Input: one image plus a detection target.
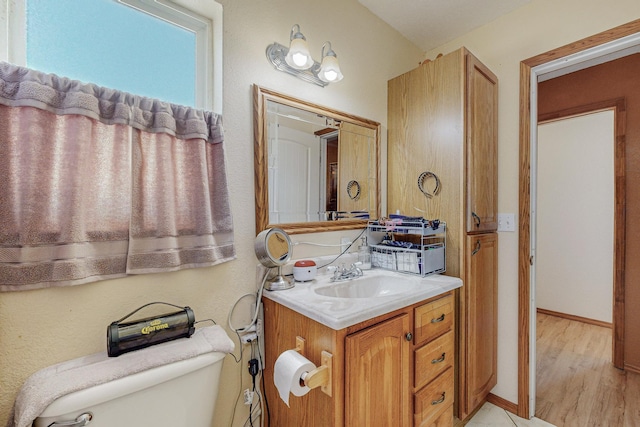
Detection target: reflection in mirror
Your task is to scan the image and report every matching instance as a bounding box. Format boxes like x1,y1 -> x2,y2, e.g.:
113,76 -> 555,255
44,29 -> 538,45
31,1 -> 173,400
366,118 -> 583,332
254,85 -> 381,234
267,103 -> 376,224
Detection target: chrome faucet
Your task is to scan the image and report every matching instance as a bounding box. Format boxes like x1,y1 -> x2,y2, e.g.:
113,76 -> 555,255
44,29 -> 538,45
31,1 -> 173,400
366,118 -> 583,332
328,263 -> 364,282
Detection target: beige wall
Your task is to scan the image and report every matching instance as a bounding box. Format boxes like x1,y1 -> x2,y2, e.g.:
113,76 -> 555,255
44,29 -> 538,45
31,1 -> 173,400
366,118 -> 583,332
0,1 -> 422,426
423,0 -> 640,403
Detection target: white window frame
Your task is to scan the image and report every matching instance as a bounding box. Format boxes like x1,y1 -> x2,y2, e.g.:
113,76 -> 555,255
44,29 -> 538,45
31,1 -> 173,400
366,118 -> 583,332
1,0 -> 223,113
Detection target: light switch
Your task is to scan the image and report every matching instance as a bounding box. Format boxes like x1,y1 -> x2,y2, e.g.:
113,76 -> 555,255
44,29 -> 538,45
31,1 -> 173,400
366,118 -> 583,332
497,213 -> 516,232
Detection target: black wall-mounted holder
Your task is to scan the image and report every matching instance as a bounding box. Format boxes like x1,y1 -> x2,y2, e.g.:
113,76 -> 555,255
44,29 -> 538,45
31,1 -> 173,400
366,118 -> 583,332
417,171 -> 441,198
346,180 -> 361,200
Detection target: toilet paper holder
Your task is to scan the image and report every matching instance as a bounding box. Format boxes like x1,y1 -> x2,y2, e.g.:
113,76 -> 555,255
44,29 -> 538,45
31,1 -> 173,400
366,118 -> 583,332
295,336 -> 333,397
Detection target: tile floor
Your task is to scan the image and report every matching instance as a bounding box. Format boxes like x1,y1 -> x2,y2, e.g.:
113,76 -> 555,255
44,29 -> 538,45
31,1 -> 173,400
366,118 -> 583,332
466,402 -> 556,427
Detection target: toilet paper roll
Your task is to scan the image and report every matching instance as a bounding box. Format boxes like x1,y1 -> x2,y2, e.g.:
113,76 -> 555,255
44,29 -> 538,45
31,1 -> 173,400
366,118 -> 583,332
274,350 -> 316,407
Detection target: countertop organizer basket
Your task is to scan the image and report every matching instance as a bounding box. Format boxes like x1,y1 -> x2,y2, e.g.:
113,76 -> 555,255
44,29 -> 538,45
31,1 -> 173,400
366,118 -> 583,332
366,218 -> 446,277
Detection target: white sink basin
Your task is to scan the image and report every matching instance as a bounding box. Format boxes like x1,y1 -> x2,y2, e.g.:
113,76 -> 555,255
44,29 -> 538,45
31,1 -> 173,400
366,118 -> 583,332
314,275 -> 415,298
263,264 -> 462,330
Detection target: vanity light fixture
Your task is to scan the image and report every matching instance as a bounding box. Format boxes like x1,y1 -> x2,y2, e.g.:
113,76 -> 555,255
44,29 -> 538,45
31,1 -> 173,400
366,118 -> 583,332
266,24 -> 344,87
284,24 -> 314,70
318,42 -> 344,83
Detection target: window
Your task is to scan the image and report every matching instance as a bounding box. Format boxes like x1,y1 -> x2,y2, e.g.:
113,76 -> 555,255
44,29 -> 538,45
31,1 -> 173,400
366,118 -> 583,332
1,0 -> 222,112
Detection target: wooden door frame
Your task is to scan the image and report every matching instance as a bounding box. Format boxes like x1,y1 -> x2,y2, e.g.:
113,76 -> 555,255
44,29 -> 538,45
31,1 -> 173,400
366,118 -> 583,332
518,19 -> 640,419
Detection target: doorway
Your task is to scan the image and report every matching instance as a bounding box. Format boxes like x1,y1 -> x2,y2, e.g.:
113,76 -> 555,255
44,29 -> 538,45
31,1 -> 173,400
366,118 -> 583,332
518,21 -> 640,419
535,109 -> 616,423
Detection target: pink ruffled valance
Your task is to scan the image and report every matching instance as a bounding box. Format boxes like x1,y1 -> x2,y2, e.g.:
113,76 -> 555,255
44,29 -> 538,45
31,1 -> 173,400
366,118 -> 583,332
0,61 -> 223,143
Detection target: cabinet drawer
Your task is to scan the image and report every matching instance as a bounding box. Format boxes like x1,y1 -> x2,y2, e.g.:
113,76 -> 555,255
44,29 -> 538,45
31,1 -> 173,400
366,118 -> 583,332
414,331 -> 454,390
414,294 -> 453,345
413,367 -> 454,427
417,404 -> 452,427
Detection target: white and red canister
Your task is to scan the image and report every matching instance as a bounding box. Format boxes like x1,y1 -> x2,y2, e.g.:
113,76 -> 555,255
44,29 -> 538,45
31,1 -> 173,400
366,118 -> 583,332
292,260 -> 317,282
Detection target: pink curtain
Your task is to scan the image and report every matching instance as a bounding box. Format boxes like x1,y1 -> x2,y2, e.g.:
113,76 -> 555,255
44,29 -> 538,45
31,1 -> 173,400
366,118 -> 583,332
0,62 -> 235,291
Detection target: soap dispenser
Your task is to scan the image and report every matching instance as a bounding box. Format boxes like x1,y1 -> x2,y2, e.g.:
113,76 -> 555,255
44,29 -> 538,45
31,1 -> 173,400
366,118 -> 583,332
358,237 -> 371,270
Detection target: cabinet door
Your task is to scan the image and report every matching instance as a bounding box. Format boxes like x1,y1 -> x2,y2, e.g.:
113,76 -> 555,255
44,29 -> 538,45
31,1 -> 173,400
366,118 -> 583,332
387,51 -> 464,220
466,53 -> 498,233
346,314 -> 411,427
464,233 -> 498,414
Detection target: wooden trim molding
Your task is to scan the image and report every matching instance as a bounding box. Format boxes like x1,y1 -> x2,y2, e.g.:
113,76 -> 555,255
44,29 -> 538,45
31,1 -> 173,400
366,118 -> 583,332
487,393 -> 518,416
518,60 -> 532,419
518,19 -> 640,419
522,19 -> 640,69
538,97 -> 626,123
454,394 -> 518,426
536,308 -> 612,329
625,364 -> 640,375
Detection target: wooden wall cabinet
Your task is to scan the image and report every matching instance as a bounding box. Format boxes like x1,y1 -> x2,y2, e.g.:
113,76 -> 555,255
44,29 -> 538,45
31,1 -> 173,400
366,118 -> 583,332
263,292 -> 455,427
387,47 -> 498,420
466,56 -> 498,234
464,233 -> 498,413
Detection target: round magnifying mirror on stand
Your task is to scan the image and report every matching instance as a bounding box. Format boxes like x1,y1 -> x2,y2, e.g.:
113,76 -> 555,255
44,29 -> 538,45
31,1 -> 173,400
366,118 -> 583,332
255,228 -> 294,291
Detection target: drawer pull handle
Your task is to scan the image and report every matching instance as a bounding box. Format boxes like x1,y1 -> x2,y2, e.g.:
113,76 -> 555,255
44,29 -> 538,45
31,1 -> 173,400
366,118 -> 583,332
431,314 -> 445,324
472,239 -> 481,256
431,353 -> 446,364
472,211 -> 481,227
431,392 -> 446,406
405,332 -> 413,341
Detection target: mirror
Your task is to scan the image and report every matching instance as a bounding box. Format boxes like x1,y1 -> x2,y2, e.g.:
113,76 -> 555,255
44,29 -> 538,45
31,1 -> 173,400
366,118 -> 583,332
255,228 -> 294,290
253,85 -> 381,234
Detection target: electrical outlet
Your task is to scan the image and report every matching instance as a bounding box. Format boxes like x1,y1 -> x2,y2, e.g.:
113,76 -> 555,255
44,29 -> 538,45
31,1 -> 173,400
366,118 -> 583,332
257,302 -> 265,371
243,389 -> 254,405
256,304 -> 264,340
497,213 -> 516,232
241,332 -> 257,343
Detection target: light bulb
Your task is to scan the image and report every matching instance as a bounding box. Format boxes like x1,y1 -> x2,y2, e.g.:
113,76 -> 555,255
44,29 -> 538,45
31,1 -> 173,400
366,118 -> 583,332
285,31 -> 314,70
292,52 -> 309,67
323,69 -> 338,81
318,53 -> 343,83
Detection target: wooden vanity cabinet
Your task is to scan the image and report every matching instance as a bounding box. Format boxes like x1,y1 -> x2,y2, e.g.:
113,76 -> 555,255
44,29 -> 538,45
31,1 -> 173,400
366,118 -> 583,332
387,47 -> 498,421
263,292 -> 455,427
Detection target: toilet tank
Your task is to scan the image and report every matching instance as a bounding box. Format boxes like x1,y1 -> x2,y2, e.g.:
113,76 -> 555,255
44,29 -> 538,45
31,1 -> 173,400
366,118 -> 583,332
33,352 -> 226,427
33,351 -> 226,427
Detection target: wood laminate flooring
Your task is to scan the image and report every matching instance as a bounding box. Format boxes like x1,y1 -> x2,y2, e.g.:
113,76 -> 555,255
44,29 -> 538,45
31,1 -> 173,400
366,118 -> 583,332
536,312 -> 640,426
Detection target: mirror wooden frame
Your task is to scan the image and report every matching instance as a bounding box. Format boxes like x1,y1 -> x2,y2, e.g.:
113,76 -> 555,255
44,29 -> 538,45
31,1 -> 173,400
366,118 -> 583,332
253,84 -> 381,235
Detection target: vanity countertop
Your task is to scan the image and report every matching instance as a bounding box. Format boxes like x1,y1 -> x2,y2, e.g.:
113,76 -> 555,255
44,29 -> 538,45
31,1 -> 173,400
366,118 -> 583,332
262,268 -> 462,330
